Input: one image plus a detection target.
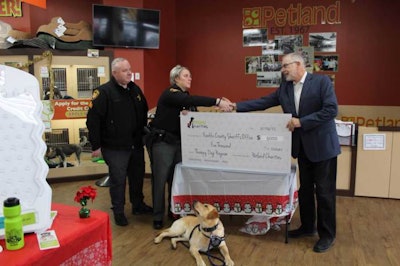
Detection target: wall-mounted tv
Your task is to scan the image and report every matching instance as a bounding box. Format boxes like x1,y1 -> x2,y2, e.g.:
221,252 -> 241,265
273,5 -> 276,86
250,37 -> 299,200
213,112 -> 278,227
92,4 -> 160,49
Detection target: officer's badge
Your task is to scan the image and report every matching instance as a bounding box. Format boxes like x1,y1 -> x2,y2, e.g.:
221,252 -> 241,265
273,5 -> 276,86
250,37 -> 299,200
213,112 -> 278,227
169,88 -> 179,93
89,89 -> 100,109
92,89 -> 100,100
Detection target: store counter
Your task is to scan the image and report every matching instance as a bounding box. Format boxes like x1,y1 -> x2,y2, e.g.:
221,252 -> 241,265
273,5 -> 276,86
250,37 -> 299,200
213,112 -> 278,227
0,203 -> 112,266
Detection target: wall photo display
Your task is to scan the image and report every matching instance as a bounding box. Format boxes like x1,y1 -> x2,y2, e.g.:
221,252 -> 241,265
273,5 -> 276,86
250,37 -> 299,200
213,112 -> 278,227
242,19 -> 339,88
245,55 -> 281,74
274,34 -> 303,54
245,56 -> 260,74
256,71 -> 282,88
314,55 -> 339,72
262,40 -> 284,55
309,32 -> 337,52
243,28 -> 268,47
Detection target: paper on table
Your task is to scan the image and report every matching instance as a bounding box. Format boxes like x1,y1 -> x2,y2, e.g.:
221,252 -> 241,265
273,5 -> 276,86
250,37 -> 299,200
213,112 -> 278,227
51,211 -> 58,221
36,230 -> 60,250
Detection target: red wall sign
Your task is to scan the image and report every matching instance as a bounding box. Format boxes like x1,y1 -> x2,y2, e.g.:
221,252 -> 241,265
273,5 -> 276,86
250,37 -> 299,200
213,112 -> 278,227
51,99 -> 90,120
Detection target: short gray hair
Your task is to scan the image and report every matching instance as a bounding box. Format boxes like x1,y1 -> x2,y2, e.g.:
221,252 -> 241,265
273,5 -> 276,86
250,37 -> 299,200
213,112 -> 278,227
111,57 -> 128,71
283,53 -> 305,67
169,65 -> 189,85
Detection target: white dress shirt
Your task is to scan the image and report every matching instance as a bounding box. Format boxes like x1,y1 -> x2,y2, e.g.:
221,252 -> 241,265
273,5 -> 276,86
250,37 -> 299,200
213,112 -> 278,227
293,72 -> 307,114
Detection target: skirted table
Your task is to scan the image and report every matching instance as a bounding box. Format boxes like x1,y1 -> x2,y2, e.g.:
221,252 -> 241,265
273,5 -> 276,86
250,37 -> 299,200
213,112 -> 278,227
0,203 -> 112,265
171,163 -> 298,242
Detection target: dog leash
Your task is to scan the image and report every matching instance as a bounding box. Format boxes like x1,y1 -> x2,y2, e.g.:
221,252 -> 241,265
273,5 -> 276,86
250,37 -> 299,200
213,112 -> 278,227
206,236 -> 226,266
180,241 -> 226,266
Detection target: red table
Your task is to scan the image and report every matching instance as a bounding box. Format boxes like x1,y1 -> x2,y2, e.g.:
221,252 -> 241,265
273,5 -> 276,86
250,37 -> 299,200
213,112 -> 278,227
0,203 -> 112,266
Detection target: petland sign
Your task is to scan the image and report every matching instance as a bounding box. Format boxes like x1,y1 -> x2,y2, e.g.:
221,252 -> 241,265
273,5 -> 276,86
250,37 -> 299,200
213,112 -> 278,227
243,1 -> 341,28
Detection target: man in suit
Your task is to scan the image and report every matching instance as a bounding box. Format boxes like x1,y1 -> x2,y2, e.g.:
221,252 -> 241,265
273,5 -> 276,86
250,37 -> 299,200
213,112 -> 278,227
231,52 -> 340,252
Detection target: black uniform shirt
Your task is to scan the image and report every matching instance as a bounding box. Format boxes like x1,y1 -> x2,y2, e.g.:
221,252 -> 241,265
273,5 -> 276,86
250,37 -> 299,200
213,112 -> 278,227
151,84 -> 216,137
86,77 -> 148,150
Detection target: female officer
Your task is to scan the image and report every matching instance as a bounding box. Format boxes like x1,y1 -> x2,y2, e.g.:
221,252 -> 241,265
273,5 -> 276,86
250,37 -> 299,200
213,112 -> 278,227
149,65 -> 231,229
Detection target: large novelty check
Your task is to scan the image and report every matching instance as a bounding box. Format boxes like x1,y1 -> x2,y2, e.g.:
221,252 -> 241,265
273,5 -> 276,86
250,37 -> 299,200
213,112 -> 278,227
180,112 -> 292,174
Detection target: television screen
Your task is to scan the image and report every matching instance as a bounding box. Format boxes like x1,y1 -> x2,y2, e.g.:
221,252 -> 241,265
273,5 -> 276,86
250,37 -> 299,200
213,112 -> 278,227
92,4 -> 160,49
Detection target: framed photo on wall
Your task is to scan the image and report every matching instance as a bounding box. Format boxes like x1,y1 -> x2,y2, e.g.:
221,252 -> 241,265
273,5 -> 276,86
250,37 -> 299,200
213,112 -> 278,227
245,56 -> 260,74
262,40 -> 283,55
256,71 -> 281,88
260,55 -> 281,72
294,46 -> 314,73
245,55 -> 282,74
274,34 -> 303,54
243,28 -> 267,47
309,32 -> 337,52
313,55 -> 339,72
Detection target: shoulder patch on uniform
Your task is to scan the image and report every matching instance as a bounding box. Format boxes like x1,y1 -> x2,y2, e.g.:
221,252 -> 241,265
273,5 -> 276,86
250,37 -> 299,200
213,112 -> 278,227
92,89 -> 100,100
89,89 -> 100,109
169,88 -> 180,93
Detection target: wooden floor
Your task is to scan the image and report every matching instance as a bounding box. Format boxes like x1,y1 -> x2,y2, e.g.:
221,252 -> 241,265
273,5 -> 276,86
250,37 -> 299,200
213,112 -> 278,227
50,178 -> 400,266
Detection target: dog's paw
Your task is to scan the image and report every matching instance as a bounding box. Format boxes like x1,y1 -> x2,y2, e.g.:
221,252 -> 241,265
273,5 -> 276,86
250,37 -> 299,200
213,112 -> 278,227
154,237 -> 162,244
226,259 -> 235,266
170,239 -> 177,249
196,261 -> 206,266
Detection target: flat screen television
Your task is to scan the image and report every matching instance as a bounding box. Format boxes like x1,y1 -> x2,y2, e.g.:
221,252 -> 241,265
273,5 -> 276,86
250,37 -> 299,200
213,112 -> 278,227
92,4 -> 160,49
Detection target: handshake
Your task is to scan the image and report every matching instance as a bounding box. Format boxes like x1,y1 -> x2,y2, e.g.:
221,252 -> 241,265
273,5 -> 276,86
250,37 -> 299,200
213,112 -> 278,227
216,97 -> 236,112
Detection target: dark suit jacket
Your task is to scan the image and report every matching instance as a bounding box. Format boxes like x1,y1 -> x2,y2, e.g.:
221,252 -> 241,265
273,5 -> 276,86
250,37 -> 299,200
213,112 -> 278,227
237,73 -> 340,162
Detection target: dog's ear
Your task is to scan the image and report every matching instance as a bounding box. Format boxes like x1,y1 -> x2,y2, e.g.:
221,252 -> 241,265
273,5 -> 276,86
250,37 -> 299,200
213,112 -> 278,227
207,209 -> 219,219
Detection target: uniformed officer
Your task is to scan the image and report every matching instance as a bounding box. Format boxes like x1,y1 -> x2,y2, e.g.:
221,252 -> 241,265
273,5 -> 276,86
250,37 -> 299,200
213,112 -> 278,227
149,64 -> 231,229
86,57 -> 152,226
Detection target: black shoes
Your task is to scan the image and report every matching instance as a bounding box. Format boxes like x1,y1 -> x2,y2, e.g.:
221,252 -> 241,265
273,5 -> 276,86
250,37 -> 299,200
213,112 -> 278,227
153,220 -> 163,230
313,238 -> 335,253
289,226 -> 335,253
132,203 -> 153,215
288,227 -> 317,238
153,212 -> 178,229
114,213 -> 128,226
112,203 -> 152,226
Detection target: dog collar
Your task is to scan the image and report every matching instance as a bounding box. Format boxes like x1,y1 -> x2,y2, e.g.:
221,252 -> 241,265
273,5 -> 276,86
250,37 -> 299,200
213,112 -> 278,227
189,223 -> 219,241
201,223 -> 219,233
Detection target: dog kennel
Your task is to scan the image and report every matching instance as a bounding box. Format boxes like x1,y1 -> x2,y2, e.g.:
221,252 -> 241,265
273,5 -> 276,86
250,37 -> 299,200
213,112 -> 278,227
79,128 -> 92,152
44,128 -> 69,145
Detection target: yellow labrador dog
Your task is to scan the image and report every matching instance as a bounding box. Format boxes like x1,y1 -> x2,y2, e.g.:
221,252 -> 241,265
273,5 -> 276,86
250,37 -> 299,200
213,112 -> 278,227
154,201 -> 234,266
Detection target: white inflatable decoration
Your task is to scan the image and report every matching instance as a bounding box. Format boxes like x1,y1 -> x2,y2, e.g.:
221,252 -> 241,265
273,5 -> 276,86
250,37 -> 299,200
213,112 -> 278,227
0,64 -> 52,237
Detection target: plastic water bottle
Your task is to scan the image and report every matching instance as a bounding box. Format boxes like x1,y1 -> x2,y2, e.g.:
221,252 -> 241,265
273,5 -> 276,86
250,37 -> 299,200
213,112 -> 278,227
3,197 -> 24,250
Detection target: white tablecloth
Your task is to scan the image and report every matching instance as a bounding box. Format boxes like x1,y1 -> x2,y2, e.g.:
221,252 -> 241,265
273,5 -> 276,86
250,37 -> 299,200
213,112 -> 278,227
171,163 -> 298,219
